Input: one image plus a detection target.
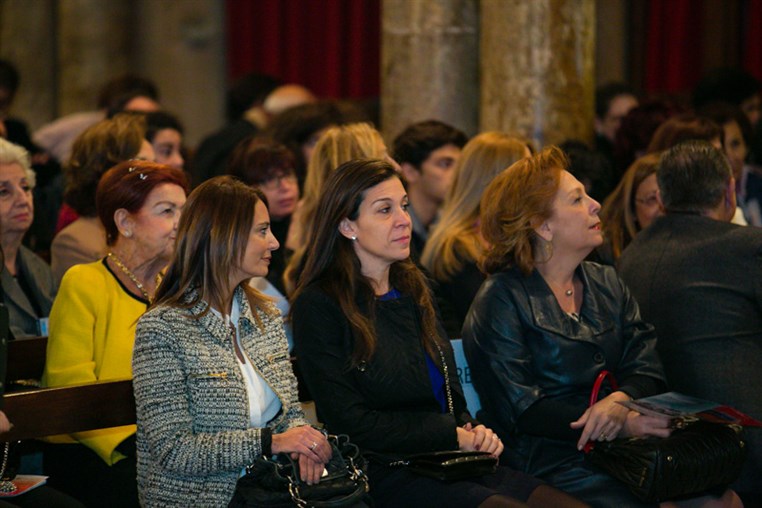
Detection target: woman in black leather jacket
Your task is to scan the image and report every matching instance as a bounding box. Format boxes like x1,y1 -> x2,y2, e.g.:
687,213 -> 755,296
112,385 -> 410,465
463,147 -> 740,508
291,159 -> 585,508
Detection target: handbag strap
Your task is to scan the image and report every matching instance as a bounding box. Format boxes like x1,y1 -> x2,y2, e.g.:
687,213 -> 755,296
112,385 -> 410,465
583,370 -> 620,453
435,341 -> 455,416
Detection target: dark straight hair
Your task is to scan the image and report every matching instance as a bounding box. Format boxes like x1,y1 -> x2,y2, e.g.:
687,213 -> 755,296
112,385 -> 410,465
290,158 -> 441,366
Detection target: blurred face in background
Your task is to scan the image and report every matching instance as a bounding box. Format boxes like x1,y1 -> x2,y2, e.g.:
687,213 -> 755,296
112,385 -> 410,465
259,168 -> 299,220
633,173 -> 663,230
597,94 -> 638,142
151,128 -> 184,170
722,120 -> 748,180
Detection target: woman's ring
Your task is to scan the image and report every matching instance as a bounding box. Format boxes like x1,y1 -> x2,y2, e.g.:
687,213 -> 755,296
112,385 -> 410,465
599,433 -> 607,441
310,441 -> 318,451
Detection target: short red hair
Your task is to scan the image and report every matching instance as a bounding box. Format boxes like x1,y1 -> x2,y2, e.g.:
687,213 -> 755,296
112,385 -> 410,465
96,160 -> 189,245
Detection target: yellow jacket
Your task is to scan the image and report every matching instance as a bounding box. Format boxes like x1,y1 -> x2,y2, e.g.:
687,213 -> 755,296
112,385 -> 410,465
43,259 -> 147,465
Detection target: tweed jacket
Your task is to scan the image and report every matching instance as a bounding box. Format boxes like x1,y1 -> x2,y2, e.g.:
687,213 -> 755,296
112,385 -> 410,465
132,286 -> 308,507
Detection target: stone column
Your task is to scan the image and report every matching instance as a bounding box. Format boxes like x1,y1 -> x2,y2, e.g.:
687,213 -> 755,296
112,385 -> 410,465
381,0 -> 478,141
0,0 -> 56,129
134,0 -> 225,147
480,0 -> 595,148
57,0 -> 132,115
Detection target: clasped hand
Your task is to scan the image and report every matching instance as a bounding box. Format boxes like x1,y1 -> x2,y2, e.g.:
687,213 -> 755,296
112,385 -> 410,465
570,391 -> 672,450
271,425 -> 332,485
457,422 -> 504,457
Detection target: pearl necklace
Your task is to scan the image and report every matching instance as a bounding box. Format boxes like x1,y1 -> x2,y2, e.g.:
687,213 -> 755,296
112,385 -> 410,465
107,252 -> 162,303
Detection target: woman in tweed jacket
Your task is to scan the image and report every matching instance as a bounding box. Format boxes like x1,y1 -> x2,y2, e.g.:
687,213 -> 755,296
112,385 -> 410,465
132,176 -> 331,507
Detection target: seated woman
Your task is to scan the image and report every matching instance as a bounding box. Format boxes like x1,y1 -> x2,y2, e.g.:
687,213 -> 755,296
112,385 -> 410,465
596,153 -> 663,265
0,138 -> 55,338
291,159 -> 584,508
228,136 -> 299,296
132,176 -> 330,507
42,160 -> 188,507
421,132 -> 530,337
50,113 -> 156,283
462,147 -> 740,507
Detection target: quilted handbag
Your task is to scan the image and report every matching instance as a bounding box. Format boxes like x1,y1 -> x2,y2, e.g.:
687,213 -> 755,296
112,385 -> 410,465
584,371 -> 747,502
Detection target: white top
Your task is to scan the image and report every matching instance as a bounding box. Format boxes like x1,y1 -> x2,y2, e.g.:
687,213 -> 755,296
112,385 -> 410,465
213,298 -> 281,428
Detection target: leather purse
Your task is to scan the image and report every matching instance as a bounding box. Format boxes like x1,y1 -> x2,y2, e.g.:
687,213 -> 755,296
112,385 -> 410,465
389,450 -> 498,482
228,433 -> 369,508
584,371 -> 747,502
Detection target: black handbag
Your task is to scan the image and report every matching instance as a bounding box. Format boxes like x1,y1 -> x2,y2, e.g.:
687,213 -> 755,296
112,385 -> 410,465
228,434 -> 369,508
389,450 -> 498,482
584,371 -> 747,502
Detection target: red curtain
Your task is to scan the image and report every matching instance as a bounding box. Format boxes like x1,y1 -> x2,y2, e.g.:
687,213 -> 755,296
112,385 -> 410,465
225,0 -> 381,99
743,0 -> 762,81
643,0 -> 704,94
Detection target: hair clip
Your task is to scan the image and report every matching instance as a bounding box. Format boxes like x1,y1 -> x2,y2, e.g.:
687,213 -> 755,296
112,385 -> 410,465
139,173 -> 147,180
128,166 -> 137,173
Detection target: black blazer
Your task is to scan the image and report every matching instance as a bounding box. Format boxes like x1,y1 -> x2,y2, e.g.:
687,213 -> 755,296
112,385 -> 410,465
291,285 -> 475,455
619,213 -> 762,496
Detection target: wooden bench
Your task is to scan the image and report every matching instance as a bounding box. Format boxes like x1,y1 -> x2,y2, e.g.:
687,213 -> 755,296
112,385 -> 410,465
0,337 -> 318,442
0,336 -> 137,442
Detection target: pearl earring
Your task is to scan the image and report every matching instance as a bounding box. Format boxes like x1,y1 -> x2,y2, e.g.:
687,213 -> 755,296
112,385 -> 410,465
124,231 -> 132,238
351,235 -> 357,241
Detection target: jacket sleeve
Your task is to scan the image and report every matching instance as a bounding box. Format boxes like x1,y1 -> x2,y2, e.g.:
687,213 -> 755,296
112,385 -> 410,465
611,272 -> 666,397
463,277 -> 543,434
43,267 -> 101,388
132,312 -> 268,475
292,288 -> 460,454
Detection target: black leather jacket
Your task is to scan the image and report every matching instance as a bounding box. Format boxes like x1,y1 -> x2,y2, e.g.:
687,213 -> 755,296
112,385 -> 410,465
292,285 -> 476,455
463,262 -> 665,472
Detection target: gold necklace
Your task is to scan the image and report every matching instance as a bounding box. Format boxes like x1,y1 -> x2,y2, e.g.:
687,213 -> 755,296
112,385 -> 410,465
107,252 -> 162,303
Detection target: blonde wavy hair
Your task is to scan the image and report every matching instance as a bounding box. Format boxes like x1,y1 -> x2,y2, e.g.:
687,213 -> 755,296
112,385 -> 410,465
421,132 -> 529,280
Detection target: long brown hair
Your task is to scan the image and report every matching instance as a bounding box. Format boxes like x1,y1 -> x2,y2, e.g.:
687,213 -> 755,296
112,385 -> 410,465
152,176 -> 274,324
290,159 -> 440,366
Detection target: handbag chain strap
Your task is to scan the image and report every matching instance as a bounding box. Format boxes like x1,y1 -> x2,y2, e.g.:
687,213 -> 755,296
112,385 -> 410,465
435,342 -> 455,416
0,443 -> 17,493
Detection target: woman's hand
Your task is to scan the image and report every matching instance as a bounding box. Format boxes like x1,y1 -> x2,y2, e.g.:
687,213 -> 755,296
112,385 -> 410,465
271,425 -> 332,464
620,411 -> 672,439
297,453 -> 326,485
457,423 -> 504,457
0,411 -> 11,434
570,391 -> 631,450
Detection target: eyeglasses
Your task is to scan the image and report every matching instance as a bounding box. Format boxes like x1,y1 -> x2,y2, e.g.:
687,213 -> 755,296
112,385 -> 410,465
634,193 -> 661,208
259,172 -> 297,191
